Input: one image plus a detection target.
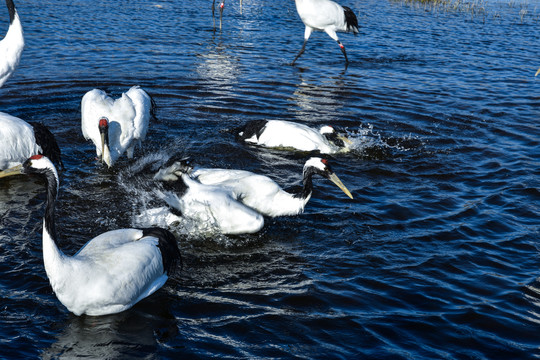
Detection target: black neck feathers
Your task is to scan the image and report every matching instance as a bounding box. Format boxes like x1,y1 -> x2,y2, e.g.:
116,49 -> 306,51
42,169 -> 59,243
297,166 -> 315,200
6,0 -> 16,24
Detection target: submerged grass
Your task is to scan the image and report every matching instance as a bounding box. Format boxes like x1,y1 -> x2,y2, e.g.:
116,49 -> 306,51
391,0 -> 540,24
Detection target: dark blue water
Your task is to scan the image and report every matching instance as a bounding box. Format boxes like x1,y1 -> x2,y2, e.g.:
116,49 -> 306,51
1,0 -> 539,358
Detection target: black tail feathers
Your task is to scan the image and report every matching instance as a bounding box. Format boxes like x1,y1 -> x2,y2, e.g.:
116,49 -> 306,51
343,6 -> 359,35
236,120 -> 268,142
143,227 -> 182,274
31,123 -> 64,170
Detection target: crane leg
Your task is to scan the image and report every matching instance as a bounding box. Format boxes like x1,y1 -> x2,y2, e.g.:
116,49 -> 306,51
337,41 -> 349,64
212,0 -> 216,28
291,27 -> 313,65
292,40 -> 308,65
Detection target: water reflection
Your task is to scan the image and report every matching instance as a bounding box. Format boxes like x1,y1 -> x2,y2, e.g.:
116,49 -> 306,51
196,39 -> 239,89
41,299 -> 178,360
290,72 -> 348,124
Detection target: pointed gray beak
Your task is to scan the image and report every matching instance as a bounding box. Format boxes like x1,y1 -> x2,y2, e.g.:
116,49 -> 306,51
100,132 -> 106,163
328,172 -> 353,199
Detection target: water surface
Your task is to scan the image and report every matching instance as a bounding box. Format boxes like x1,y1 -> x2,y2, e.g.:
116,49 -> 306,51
1,0 -> 539,358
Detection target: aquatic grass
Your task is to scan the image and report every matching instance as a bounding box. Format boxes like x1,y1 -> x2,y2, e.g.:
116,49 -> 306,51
391,0 -> 540,24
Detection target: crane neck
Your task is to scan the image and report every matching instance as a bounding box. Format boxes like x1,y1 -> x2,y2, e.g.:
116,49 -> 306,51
6,0 -> 16,23
299,166 -> 315,200
40,166 -> 65,263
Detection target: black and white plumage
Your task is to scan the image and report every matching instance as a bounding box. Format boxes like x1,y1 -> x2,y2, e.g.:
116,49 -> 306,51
168,157 -> 353,219
0,155 -> 181,316
81,86 -> 154,168
0,112 -> 63,170
237,120 -> 352,154
0,0 -> 24,88
292,0 -> 359,65
153,161 -> 264,235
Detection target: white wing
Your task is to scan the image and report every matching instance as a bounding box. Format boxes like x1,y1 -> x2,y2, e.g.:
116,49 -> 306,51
125,86 -> 152,142
193,167 -> 307,217
158,175 -> 265,234
59,228 -> 167,316
109,92 -> 137,160
255,120 -> 334,153
296,0 -> 345,31
0,112 -> 39,169
192,168 -> 255,185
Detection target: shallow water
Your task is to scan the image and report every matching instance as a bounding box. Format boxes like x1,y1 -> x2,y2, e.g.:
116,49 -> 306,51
1,0 -> 539,358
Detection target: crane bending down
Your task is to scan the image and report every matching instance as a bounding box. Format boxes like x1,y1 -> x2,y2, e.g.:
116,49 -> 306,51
0,0 -> 24,88
81,86 -> 154,168
237,120 -> 352,154
153,163 -> 265,235
0,155 -> 181,316
157,157 -> 353,220
292,0 -> 359,65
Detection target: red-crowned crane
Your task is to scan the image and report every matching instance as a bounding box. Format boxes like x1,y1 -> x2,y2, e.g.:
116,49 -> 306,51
0,155 -> 181,316
81,86 -> 154,168
292,0 -> 359,65
237,120 -> 352,154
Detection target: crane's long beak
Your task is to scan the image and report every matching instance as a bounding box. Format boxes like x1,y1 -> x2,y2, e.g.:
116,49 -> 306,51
100,132 -> 106,162
328,172 -> 353,199
0,164 -> 23,179
338,134 -> 353,145
536,67 -> 540,77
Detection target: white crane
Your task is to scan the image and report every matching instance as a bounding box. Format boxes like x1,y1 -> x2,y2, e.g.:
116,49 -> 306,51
0,0 -> 24,88
0,112 -> 63,170
237,120 -> 352,154
153,161 -> 264,235
0,155 -> 181,316
81,86 -> 154,168
292,0 -> 359,65
167,157 -> 353,218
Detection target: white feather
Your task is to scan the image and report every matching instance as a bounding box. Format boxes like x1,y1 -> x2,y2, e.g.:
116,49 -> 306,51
243,120 -> 342,154
192,167 -> 309,217
0,112 -> 41,169
0,1 -> 24,88
156,174 -> 264,235
45,228 -> 167,316
295,0 -> 349,33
